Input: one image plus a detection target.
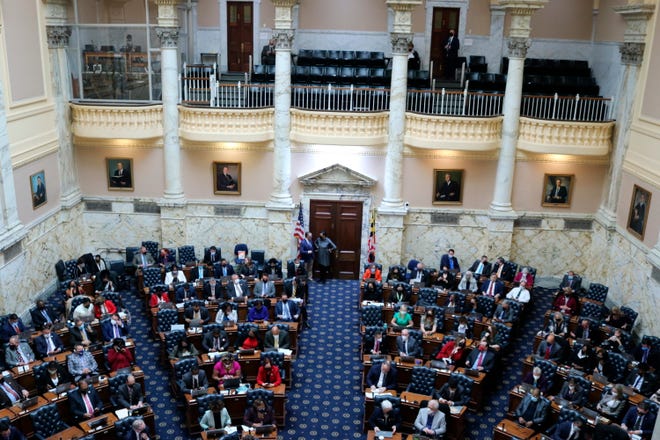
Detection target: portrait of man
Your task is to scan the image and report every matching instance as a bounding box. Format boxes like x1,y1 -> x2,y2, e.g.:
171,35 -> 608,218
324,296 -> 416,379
30,171 -> 47,209
627,185 -> 651,240
107,158 -> 133,191
214,162 -> 241,195
542,174 -> 573,207
434,170 -> 463,204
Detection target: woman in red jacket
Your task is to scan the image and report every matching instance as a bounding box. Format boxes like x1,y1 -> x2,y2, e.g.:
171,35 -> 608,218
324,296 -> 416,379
256,358 -> 282,388
435,337 -> 466,366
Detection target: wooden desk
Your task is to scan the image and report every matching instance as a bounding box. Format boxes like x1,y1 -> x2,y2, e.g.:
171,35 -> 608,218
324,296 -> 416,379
399,391 -> 466,440
200,431 -> 278,440
366,431 -> 403,440
493,418 -> 535,440
363,390 -> 397,432
44,426 -> 85,440
79,412 -> 118,437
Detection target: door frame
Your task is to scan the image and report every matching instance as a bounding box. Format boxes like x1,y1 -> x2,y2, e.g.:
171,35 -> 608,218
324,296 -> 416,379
219,0 -> 261,72
423,0 -> 467,71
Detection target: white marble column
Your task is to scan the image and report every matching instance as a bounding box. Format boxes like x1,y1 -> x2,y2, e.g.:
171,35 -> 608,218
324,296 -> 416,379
597,4 -> 655,228
155,1 -> 185,202
487,5 -> 506,75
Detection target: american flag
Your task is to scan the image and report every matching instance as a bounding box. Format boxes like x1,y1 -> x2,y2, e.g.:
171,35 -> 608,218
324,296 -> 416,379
293,203 -> 305,242
367,208 -> 376,262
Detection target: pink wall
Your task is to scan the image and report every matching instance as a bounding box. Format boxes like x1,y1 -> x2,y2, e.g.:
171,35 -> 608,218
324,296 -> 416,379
642,10 -> 660,120
299,0 -> 387,32
198,0 -> 220,28
13,151 -> 61,225
466,0 -> 491,36
529,0 -> 594,40
593,0 -> 626,42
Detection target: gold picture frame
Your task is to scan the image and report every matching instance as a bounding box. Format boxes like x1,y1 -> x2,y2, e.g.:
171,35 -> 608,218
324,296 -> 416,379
433,169 -> 463,205
627,184 -> 651,240
213,162 -> 241,195
106,158 -> 134,191
29,170 -> 47,209
542,174 -> 574,207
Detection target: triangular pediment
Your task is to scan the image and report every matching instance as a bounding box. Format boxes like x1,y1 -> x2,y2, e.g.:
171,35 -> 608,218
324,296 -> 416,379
299,164 -> 376,188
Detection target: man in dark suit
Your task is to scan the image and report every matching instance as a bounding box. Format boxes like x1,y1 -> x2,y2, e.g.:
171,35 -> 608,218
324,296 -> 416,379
515,387 -> 549,430
215,260 -> 235,279
465,341 -> 495,373
261,39 -> 275,65
443,29 -> 460,79
265,258 -> 284,279
253,273 -> 276,298
522,367 -> 551,395
181,365 -> 209,394
621,401 -> 656,440
176,283 -> 197,303
30,300 -> 58,330
537,334 -> 563,362
116,374 -> 145,410
225,274 -> 247,300
468,255 -> 492,279
0,373 -> 29,408
547,177 -> 568,203
101,313 -> 129,342
286,258 -> 307,278
70,318 -> 97,347
481,273 -> 504,300
368,399 -> 401,435
216,166 -> 237,191
554,377 -> 587,407
264,326 -> 290,350
366,361 -> 398,391
203,246 -> 220,265
124,418 -> 150,440
440,249 -> 460,272
625,363 -> 657,397
275,295 -> 299,322
559,271 -> 581,290
69,379 -> 104,421
203,278 -> 222,301
1,314 -> 25,343
37,361 -> 72,394
396,329 -> 421,358
409,262 -> 429,286
34,324 -> 64,358
436,172 -> 460,202
493,300 -> 514,323
492,257 -> 514,281
191,261 -> 210,281
550,418 -> 584,440
202,328 -> 230,353
0,419 -> 26,440
434,376 -> 469,416
300,233 -> 315,281
111,161 -> 131,188
184,303 -> 210,326
33,176 -> 46,205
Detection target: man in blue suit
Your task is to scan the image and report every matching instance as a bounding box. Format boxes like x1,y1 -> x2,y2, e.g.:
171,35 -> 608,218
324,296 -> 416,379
481,273 -> 504,300
34,324 -> 65,358
214,259 -> 235,278
550,418 -> 584,440
366,361 -> 398,392
300,232 -> 315,281
275,294 -> 299,322
1,314 -> 25,343
440,249 -> 460,273
621,401 -> 656,440
68,379 -> 104,422
101,313 -> 129,342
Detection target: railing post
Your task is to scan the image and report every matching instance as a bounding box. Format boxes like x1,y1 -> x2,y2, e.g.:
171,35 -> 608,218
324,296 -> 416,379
551,93 -> 558,120
178,73 -> 182,104
440,88 -> 446,115
209,73 -> 216,107
182,62 -> 187,102
248,55 -> 253,82
327,84 -> 332,111
350,84 -> 354,111
460,62 -> 466,88
573,94 -> 580,121
608,96 -> 614,121
462,86 -> 468,116
238,81 -> 242,108
429,60 -> 434,88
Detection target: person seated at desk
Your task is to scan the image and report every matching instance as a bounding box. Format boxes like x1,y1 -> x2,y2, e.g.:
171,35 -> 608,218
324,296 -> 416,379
605,306 -> 631,330
507,280 -> 531,304
369,399 -> 401,435
606,328 -> 626,353
458,270 -> 478,292
184,302 -> 210,327
285,276 -> 308,303
514,267 -> 535,288
434,338 -> 466,366
264,326 -> 290,350
204,246 -> 221,265
94,295 -> 117,319
465,340 -> 495,373
414,399 -> 446,438
363,280 -> 381,302
124,419 -> 151,440
571,319 -> 594,341
117,374 -> 145,410
634,337 -> 660,371
248,300 -> 269,323
389,284 -> 410,304
226,274 -> 248,301
157,248 -> 176,268
73,297 -> 96,322
34,323 -> 64,359
275,294 -> 299,322
0,419 -> 26,440
364,329 -> 384,355
514,387 -> 549,430
455,316 -> 472,338
540,312 -> 568,338
420,309 -> 437,336
537,333 -> 563,362
239,257 -> 258,279
257,357 -> 282,388
204,278 -> 222,301
215,303 -> 238,326
409,262 -> 429,287
493,300 -> 514,324
149,289 -> 171,308
468,255 -> 492,279
243,398 -> 275,428
492,257 -> 514,282
391,304 -> 413,328
287,257 -> 306,279
5,335 -> 35,368
215,259 -> 235,278
94,270 -> 117,293
433,269 -> 454,292
569,342 -> 595,372
213,353 -> 242,389
70,317 -> 97,347
551,377 -> 586,407
30,300 -> 59,330
363,264 -> 382,282
441,249 -> 460,273
625,363 -> 657,397
265,258 -> 283,279
133,246 -> 155,269
107,337 -> 134,371
481,273 -> 504,300
553,287 -> 578,316
596,383 -> 627,420
202,327 -> 230,353
559,271 -> 580,290
165,265 -> 187,287
549,418 -> 584,440
396,328 -> 420,358
522,366 -> 551,395
386,266 -> 404,283
38,361 -> 72,394
68,343 -> 99,381
366,361 -> 398,392
239,329 -> 262,351
0,372 -> 29,408
434,376 -> 469,416
254,273 -> 276,298
621,401 -> 656,440
176,283 -> 197,303
191,261 -> 211,282
69,378 -> 104,422
200,400 -> 232,431
181,365 -> 208,394
444,293 -> 462,313
169,338 -> 199,360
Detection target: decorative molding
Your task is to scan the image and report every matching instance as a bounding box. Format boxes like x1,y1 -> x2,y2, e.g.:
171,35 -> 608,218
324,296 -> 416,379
70,104 -> 163,140
613,4 -> 656,44
155,27 -> 180,48
507,37 -> 531,58
179,106 -> 274,143
564,219 -> 593,230
619,42 -> 645,66
273,30 -> 294,50
404,114 -> 502,151
290,109 -> 388,145
11,138 -> 58,168
517,117 -> 613,156
299,163 -> 376,195
273,0 -> 299,29
46,25 -> 71,48
391,33 -> 413,54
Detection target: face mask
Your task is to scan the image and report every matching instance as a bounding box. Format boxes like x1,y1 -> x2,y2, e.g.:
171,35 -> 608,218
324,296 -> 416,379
530,396 -> 538,402
533,374 -> 540,380
80,388 -> 88,394
222,263 -> 227,267
402,336 -> 408,342
478,346 -> 487,352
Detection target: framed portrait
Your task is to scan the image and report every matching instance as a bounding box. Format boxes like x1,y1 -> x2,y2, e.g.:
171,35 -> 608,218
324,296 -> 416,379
542,174 -> 574,207
433,169 -> 463,204
106,158 -> 134,191
627,185 -> 651,240
213,162 -> 241,195
29,171 -> 47,209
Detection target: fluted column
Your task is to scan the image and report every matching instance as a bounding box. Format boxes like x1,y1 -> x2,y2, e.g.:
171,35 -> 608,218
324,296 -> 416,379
380,0 -> 421,213
155,0 -> 185,202
596,3 -> 655,228
267,0 -> 298,209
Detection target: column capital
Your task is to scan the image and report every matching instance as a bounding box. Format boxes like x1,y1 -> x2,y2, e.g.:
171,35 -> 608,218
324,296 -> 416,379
498,0 -> 547,39
156,27 -> 180,48
391,33 -> 412,55
272,0 -> 299,30
273,29 -> 294,50
42,0 -> 70,26
46,25 -> 72,49
154,0 -> 181,27
386,0 -> 421,35
613,3 -> 655,44
619,42 -> 645,66
507,37 -> 530,59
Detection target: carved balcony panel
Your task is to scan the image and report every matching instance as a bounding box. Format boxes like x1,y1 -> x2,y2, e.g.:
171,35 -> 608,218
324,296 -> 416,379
517,117 -> 613,156
179,106 -> 274,142
71,103 -> 163,140
290,109 -> 389,145
404,113 -> 503,150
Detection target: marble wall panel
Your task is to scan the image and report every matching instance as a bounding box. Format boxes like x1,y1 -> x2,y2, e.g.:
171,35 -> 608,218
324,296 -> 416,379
82,210 -> 162,258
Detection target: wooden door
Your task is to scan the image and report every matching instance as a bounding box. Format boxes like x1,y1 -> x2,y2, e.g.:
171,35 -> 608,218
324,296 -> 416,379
309,200 -> 363,280
429,7 -> 460,78
227,2 -> 253,72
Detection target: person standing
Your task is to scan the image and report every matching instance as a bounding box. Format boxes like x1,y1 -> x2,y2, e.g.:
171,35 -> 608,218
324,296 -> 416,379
444,29 -> 460,79
300,232 -> 315,281
314,231 -> 337,284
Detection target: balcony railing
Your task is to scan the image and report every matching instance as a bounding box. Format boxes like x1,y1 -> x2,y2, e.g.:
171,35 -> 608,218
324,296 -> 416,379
407,89 -> 503,117
521,94 -> 614,122
291,85 -> 390,112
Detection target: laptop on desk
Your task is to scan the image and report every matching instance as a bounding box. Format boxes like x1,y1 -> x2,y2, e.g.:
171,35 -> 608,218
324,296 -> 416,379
115,367 -> 132,375
205,429 -> 227,439
592,373 -> 609,385
130,405 -> 150,417
54,382 -> 71,395
88,416 -> 108,429
254,425 -> 275,435
465,368 -> 480,378
223,378 -> 240,390
399,355 -> 415,364
376,431 -> 393,438
580,407 -> 599,421
191,388 -> 207,398
18,397 -> 38,410
554,397 -> 571,408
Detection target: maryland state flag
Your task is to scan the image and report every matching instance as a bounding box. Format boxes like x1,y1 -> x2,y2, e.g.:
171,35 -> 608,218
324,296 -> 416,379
367,209 -> 376,262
